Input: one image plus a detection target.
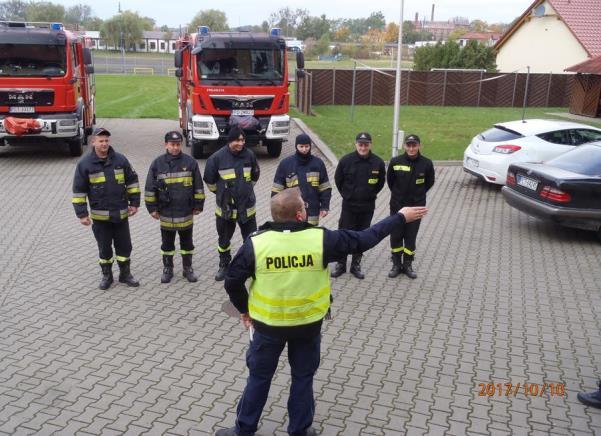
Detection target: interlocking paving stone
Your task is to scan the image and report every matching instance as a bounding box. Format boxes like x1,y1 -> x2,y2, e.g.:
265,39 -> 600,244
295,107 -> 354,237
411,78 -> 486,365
1,118 -> 601,435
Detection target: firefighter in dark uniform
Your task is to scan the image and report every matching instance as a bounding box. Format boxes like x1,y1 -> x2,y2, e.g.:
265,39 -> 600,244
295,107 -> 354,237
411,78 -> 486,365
387,134 -> 435,279
204,127 -> 260,281
72,127 -> 141,290
144,131 -> 205,283
331,132 -> 386,279
271,133 -> 331,225
216,188 -> 427,436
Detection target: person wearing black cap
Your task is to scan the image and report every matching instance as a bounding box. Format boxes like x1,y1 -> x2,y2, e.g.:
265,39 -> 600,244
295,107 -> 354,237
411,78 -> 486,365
386,134 -> 435,279
144,131 -> 205,283
204,127 -> 260,281
331,132 -> 386,279
71,127 -> 141,289
271,133 -> 331,225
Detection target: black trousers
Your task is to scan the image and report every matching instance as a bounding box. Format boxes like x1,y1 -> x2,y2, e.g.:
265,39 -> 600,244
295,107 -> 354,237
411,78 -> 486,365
390,208 -> 421,259
338,205 -> 374,260
216,216 -> 257,255
161,227 -> 194,255
92,220 -> 132,263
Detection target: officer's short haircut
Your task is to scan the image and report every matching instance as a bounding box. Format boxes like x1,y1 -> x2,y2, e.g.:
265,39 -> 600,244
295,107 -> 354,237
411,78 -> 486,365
271,187 -> 303,222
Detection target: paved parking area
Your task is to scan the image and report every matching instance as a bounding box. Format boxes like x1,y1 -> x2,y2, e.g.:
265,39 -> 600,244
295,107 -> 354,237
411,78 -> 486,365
1,118 -> 601,435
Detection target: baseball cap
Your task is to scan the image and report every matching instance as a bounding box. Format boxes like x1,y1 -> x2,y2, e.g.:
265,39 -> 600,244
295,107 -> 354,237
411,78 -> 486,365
295,133 -> 312,146
405,134 -> 420,144
93,127 -> 111,137
355,132 -> 372,143
164,130 -> 183,142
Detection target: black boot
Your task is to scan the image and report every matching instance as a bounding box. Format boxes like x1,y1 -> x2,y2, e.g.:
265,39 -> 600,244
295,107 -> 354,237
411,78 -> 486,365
99,263 -> 113,290
403,257 -> 417,279
118,260 -> 140,287
182,254 -> 198,283
330,261 -> 346,278
350,254 -> 365,279
215,253 -> 231,282
161,255 -> 174,283
388,253 -> 404,278
578,381 -> 601,408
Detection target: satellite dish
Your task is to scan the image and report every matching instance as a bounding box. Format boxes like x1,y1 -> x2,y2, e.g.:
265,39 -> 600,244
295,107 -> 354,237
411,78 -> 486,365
532,4 -> 546,17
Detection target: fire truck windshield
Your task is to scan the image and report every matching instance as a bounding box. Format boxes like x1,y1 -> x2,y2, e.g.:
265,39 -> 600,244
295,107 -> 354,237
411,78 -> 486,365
0,44 -> 67,77
198,48 -> 284,84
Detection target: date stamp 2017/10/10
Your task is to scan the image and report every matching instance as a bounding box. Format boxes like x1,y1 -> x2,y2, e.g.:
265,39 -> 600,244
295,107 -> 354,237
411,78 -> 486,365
478,383 -> 565,398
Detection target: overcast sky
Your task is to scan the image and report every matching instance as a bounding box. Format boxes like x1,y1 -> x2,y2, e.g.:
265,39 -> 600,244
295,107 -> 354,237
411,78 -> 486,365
58,0 -> 534,28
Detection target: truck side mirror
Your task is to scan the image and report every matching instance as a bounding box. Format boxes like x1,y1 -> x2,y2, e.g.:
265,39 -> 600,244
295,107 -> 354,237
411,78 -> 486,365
296,51 -> 305,70
85,65 -> 94,74
175,68 -> 183,78
174,50 -> 183,68
83,48 -> 92,65
296,70 -> 305,79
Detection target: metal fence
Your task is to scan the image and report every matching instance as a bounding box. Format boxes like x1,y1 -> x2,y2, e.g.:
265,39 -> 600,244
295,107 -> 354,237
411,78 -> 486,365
300,68 -> 575,108
92,54 -> 175,75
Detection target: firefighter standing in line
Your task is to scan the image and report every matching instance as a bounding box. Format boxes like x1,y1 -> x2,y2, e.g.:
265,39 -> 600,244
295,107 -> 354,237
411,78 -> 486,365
331,132 -> 386,279
204,127 -> 260,281
271,133 -> 331,225
387,134 -> 435,279
144,131 -> 205,283
216,188 -> 427,436
72,127 -> 141,290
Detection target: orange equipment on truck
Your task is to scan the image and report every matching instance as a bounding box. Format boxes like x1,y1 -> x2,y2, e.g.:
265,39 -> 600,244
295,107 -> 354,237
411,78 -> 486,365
0,21 -> 95,156
175,26 -> 301,158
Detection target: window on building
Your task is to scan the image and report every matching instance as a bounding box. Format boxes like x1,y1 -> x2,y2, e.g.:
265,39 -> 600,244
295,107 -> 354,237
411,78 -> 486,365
160,42 -> 165,50
150,41 -> 156,50
140,42 -> 146,50
171,42 -> 175,50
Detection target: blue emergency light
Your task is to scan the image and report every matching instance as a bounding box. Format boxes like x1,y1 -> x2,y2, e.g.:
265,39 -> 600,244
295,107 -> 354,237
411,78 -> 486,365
198,26 -> 210,35
51,23 -> 63,30
270,28 -> 281,36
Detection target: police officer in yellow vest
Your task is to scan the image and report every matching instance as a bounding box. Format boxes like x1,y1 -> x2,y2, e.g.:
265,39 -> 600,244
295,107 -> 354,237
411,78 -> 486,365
217,188 -> 427,436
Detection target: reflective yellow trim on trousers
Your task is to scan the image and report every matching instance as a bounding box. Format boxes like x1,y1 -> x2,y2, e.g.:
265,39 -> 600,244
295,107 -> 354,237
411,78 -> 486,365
71,197 -> 87,204
391,246 -> 404,253
403,248 -> 415,255
116,256 -> 129,262
194,192 -> 205,200
218,244 -> 231,253
98,257 -> 114,264
180,249 -> 194,255
161,250 -> 176,256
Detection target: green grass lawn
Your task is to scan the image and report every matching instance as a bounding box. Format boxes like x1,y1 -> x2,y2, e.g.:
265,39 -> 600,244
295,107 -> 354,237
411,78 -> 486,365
293,105 -> 597,160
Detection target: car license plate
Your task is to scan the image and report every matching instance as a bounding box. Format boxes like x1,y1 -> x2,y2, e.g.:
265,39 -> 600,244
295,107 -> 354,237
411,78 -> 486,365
466,157 -> 479,168
231,109 -> 254,116
517,174 -> 538,191
9,106 -> 35,113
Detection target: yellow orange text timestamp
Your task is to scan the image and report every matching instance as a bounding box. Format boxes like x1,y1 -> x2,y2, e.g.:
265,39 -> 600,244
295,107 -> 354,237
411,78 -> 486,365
478,383 -> 565,397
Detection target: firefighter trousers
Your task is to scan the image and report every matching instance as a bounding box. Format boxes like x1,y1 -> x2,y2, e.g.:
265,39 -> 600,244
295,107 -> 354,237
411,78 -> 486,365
92,220 -> 132,263
338,206 -> 374,258
161,227 -> 194,255
216,216 -> 257,256
390,212 -> 421,259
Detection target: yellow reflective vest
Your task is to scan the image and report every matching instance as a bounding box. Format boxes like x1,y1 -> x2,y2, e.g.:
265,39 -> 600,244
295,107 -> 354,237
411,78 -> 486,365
249,227 -> 330,327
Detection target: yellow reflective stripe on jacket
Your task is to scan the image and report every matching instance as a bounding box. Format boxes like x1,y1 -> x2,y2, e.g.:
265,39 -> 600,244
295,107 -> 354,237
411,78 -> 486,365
215,206 -> 237,219
127,183 -> 140,194
90,209 -> 110,221
368,178 -> 378,184
194,191 -> 205,200
393,165 -> 411,171
416,178 -> 425,184
114,169 -> 125,184
318,181 -> 331,192
247,207 -> 256,217
144,190 -> 157,202
164,176 -> 193,185
285,175 -> 299,188
160,215 -> 193,228
72,193 -> 87,203
219,168 -> 236,180
89,172 -> 106,183
244,167 -> 251,181
249,227 -> 330,327
272,183 -> 284,193
120,209 -> 128,219
207,183 -> 217,192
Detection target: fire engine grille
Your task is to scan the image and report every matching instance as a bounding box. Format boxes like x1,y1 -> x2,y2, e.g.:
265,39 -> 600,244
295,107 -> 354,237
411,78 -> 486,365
210,96 -> 274,111
0,90 -> 54,106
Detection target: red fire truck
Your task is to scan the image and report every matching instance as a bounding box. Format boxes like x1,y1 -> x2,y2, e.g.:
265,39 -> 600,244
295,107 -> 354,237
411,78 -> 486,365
175,26 -> 297,158
0,21 -> 95,156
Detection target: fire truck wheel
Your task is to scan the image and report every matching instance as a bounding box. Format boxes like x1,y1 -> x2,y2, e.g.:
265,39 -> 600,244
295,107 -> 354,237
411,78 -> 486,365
266,139 -> 282,158
68,135 -> 84,157
191,140 -> 206,159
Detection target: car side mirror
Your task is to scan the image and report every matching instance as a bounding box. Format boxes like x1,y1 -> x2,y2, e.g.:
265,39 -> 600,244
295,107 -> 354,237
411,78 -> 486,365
175,68 -> 183,78
85,65 -> 94,74
174,49 -> 183,68
296,51 -> 305,70
83,48 -> 92,65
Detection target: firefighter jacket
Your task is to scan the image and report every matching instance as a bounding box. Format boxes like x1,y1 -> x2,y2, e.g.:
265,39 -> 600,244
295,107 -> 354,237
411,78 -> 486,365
334,151 -> 386,212
387,152 -> 435,209
72,146 -> 140,223
144,151 -> 205,231
271,153 -> 331,225
203,145 -> 260,223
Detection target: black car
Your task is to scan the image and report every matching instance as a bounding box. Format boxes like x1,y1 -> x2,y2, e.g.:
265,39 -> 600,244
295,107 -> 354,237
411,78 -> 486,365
502,143 -> 601,241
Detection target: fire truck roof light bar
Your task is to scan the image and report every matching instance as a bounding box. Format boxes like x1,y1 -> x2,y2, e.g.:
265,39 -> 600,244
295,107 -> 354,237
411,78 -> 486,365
0,21 -> 64,30
198,26 -> 210,35
270,28 -> 281,36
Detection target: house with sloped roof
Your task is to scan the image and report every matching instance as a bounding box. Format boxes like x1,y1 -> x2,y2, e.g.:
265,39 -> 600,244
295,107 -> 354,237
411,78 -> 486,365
494,0 -> 601,73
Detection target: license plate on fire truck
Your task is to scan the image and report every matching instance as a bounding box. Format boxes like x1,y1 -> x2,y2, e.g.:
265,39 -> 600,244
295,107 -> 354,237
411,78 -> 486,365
9,106 -> 35,113
231,109 -> 254,116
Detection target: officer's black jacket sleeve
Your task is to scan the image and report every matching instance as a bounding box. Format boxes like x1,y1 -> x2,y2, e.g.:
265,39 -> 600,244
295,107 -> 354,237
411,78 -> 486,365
144,160 -> 159,214
192,160 -> 205,210
203,155 -> 218,193
386,159 -> 396,190
425,160 -> 435,192
334,156 -> 345,193
271,161 -> 286,196
72,162 -> 89,218
224,239 -> 255,314
322,213 -> 405,266
124,158 -> 141,207
376,159 -> 386,194
318,160 -> 332,211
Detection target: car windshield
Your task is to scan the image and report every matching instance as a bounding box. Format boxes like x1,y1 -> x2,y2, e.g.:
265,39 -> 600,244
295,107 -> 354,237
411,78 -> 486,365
546,145 -> 601,176
0,43 -> 66,77
197,48 -> 284,84
479,126 -> 523,142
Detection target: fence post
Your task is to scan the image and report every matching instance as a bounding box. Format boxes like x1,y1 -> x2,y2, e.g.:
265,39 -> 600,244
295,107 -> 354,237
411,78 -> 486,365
406,70 -> 410,105
308,72 -> 313,115
441,70 -> 447,106
350,61 -> 357,121
522,66 -> 530,120
477,71 -> 483,107
332,68 -> 336,104
512,72 -> 518,107
545,71 -> 553,107
369,69 -> 374,105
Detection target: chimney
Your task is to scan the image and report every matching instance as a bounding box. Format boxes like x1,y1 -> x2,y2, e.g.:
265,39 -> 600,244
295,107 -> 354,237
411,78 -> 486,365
415,12 -> 419,25
431,4 -> 435,22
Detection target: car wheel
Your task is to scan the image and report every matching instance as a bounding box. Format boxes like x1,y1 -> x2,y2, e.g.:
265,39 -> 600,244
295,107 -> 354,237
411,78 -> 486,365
68,126 -> 85,157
